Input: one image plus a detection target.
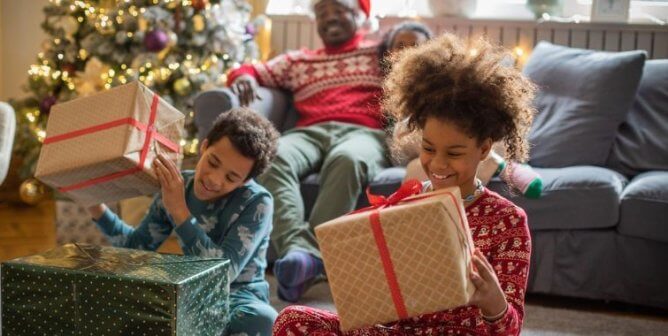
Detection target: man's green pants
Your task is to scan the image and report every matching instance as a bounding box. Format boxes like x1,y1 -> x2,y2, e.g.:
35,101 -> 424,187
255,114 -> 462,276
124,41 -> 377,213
257,122 -> 389,259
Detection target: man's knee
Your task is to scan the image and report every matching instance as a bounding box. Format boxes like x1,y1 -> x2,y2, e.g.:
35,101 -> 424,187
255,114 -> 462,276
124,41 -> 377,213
257,155 -> 296,185
259,144 -> 310,184
322,152 -> 365,177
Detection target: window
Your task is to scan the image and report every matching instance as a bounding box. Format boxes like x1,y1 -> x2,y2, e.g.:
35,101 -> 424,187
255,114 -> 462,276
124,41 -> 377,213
265,0 -> 668,24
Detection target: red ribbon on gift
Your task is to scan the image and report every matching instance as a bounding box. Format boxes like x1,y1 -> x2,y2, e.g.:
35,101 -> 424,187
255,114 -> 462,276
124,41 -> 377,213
42,94 -> 179,192
351,179 -> 421,320
355,179 -> 470,321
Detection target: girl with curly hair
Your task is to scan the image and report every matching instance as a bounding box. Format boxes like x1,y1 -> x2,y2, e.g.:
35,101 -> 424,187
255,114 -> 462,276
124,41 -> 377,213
273,33 -> 535,336
379,25 -> 542,199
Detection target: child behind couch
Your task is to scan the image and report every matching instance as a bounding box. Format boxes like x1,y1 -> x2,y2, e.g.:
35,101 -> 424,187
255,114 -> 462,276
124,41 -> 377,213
273,33 -> 534,336
88,108 -> 280,336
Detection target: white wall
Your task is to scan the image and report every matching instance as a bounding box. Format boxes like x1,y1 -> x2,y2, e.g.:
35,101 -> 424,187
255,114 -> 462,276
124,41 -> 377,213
0,0 -> 49,101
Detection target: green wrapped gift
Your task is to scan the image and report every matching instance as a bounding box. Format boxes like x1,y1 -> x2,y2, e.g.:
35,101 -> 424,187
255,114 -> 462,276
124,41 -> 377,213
1,243 -> 230,336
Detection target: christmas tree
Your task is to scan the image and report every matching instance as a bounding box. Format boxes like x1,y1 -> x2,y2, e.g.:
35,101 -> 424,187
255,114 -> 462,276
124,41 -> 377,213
10,0 -> 260,181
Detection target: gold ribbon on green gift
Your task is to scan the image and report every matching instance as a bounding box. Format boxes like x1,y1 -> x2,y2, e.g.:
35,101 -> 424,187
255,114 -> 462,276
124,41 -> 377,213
15,243 -> 226,283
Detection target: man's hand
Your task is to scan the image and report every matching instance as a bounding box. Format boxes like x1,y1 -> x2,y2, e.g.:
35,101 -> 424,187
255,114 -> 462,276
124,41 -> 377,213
230,74 -> 261,107
87,204 -> 108,221
153,154 -> 190,225
469,249 -> 509,320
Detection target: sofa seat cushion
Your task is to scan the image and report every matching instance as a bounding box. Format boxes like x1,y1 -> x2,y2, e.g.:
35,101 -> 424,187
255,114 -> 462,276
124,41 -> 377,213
618,171 -> 668,243
487,166 -> 627,231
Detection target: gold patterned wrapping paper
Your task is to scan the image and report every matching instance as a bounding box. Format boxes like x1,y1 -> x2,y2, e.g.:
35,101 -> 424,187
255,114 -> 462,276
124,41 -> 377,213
35,81 -> 183,206
315,186 -> 476,331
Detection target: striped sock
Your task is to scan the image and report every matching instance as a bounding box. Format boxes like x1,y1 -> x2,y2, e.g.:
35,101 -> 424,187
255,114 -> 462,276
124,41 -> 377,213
499,162 -> 543,199
273,250 -> 324,288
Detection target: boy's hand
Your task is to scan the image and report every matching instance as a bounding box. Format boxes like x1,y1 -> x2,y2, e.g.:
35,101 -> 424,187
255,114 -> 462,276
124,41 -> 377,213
153,154 -> 190,225
230,75 -> 261,107
87,204 -> 108,221
469,249 -> 509,320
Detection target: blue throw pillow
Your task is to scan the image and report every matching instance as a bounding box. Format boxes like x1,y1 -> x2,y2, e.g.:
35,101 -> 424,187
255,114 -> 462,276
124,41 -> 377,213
607,60 -> 668,176
523,42 -> 646,168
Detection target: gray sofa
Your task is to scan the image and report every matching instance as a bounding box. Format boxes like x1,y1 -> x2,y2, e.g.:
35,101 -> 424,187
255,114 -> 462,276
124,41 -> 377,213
193,43 -> 668,309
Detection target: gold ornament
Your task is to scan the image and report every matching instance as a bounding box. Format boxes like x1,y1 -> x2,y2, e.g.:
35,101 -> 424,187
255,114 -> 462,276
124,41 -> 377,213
192,14 -> 205,32
19,178 -> 48,205
173,77 -> 192,96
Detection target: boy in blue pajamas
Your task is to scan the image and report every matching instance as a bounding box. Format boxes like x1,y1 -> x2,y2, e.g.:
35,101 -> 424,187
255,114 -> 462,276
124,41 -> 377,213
88,108 -> 280,336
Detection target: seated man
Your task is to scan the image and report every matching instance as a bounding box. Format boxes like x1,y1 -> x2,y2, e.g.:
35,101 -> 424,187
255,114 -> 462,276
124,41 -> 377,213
227,0 -> 387,302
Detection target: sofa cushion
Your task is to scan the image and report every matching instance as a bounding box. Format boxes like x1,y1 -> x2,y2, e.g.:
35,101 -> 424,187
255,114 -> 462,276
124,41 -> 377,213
367,167 -> 406,197
523,42 -> 646,168
607,60 -> 668,176
618,171 -> 668,244
488,166 -> 627,231
193,87 -> 290,139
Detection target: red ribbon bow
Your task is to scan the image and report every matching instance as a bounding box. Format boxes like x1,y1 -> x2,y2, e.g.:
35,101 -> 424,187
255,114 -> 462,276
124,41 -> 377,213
353,179 -> 423,215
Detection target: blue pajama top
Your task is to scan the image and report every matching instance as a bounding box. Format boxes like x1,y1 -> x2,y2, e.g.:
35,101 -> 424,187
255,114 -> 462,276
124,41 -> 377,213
95,170 -> 273,294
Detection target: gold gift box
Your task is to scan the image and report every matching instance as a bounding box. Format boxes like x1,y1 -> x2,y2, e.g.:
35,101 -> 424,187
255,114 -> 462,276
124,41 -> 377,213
35,81 -> 183,206
315,186 -> 476,331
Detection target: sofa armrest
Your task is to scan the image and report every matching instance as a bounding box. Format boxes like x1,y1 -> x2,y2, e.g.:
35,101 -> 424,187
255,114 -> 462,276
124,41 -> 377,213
193,87 -> 292,140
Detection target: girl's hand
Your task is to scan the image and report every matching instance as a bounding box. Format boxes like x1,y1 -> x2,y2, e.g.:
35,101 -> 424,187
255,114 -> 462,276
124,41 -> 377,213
469,249 -> 508,319
153,154 -> 190,224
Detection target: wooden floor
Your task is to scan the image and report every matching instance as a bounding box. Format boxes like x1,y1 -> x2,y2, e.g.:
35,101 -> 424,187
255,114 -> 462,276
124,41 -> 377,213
0,201 -> 57,261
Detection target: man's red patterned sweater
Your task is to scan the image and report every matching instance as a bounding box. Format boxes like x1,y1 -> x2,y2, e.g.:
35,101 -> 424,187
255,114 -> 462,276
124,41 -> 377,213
227,33 -> 384,129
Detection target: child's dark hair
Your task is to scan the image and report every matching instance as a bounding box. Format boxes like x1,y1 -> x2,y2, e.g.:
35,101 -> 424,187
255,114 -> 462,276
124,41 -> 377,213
383,34 -> 536,163
378,21 -> 433,74
205,107 -> 279,179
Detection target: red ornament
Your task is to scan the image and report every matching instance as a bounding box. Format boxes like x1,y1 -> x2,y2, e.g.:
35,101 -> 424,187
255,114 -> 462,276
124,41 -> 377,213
192,0 -> 208,11
61,63 -> 77,76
